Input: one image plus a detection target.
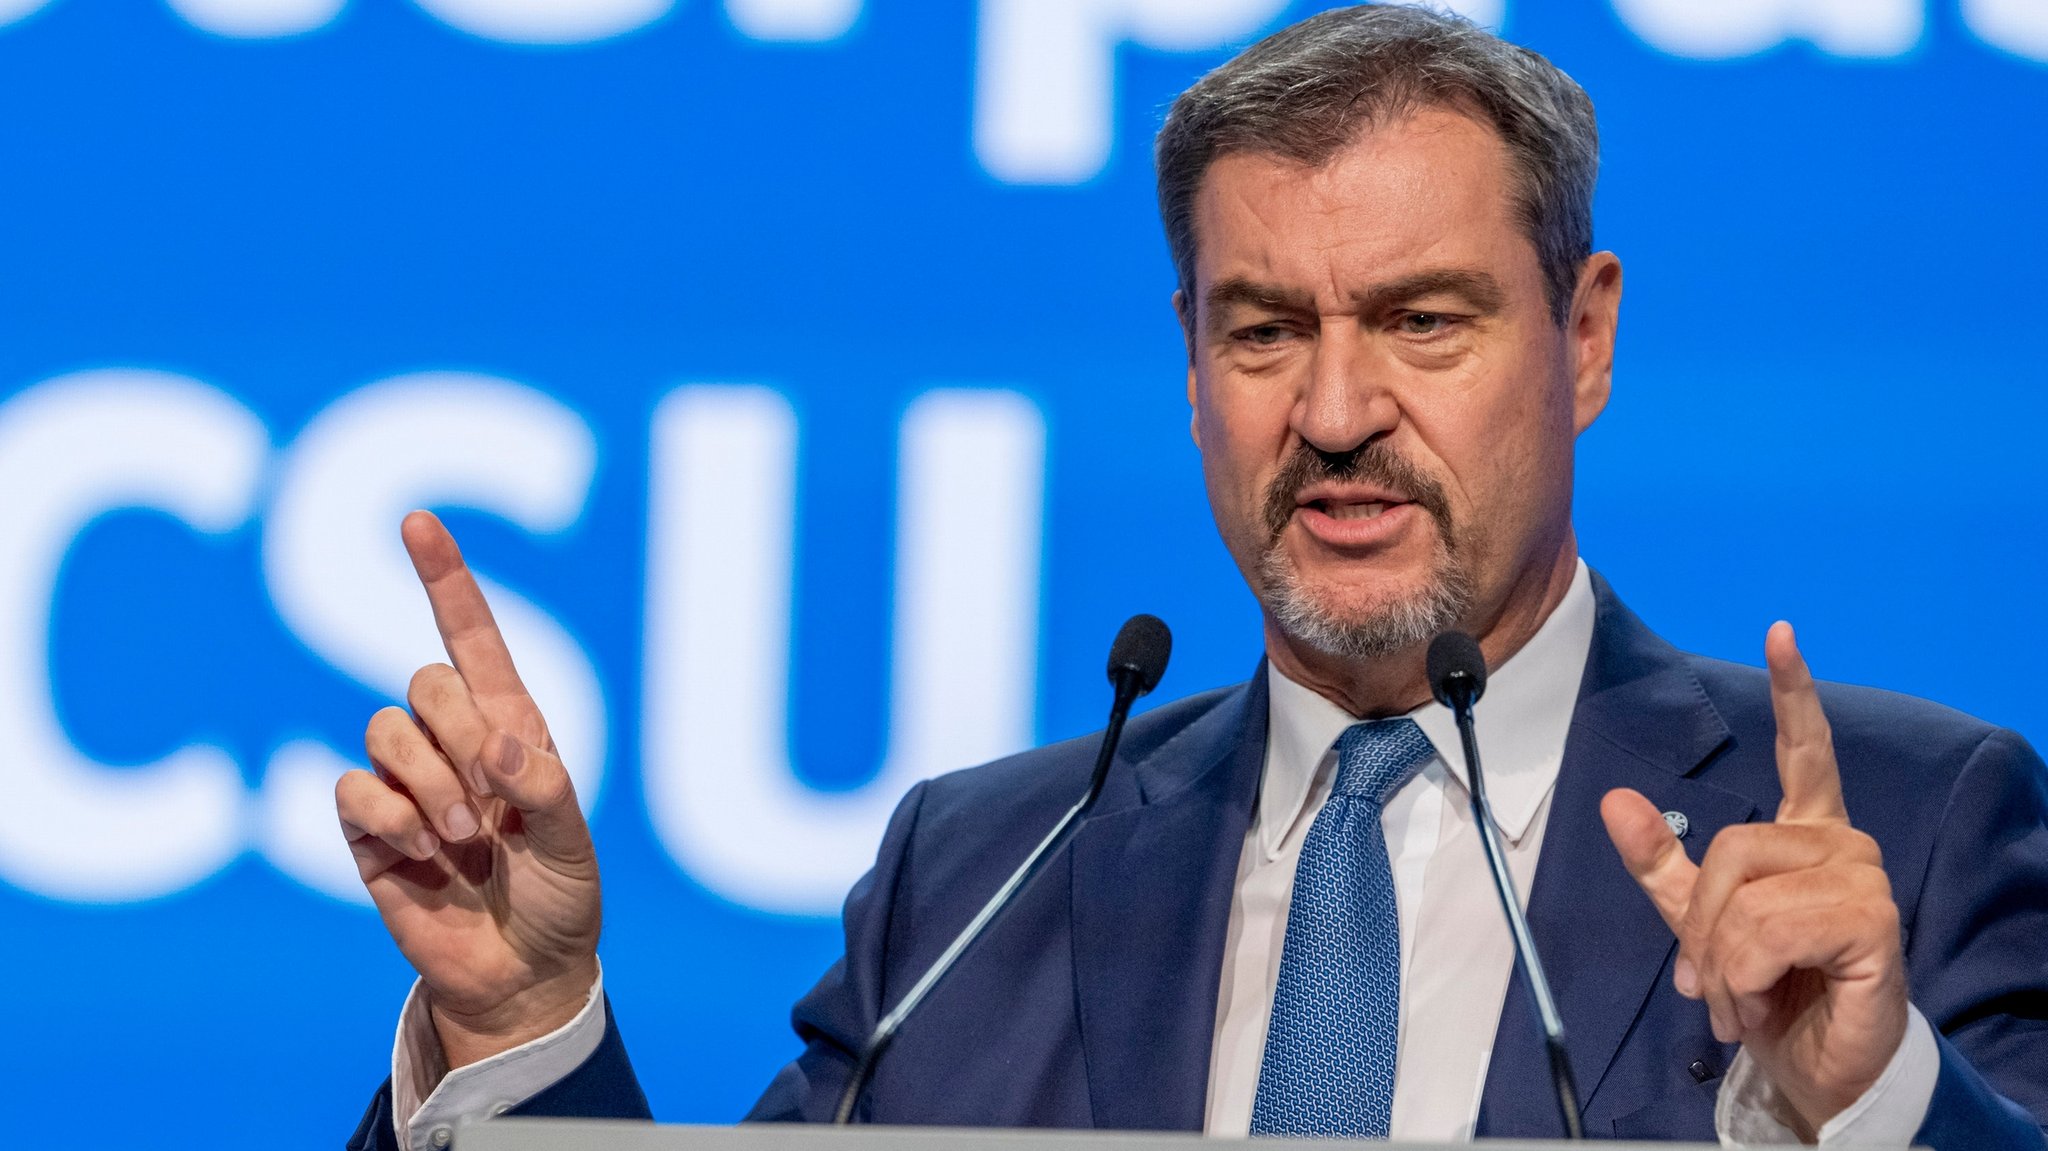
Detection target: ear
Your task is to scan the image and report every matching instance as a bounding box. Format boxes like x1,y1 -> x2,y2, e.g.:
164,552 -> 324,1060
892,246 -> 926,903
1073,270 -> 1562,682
1566,252 -> 1623,435
1174,289 -> 1202,447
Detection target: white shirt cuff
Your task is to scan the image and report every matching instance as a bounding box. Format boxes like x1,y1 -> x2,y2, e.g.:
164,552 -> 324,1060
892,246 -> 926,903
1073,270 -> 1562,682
389,962 -> 608,1151
1716,1003 -> 1940,1147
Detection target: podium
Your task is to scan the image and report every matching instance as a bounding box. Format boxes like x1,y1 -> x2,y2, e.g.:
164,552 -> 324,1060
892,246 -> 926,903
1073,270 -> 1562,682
458,1120 -> 1722,1151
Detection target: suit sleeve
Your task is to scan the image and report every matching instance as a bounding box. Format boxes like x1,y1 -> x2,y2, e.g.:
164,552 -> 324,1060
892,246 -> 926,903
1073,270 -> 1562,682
745,779 -> 932,1123
1907,727 -> 2048,1149
344,995 -> 647,1146
344,998 -> 652,1151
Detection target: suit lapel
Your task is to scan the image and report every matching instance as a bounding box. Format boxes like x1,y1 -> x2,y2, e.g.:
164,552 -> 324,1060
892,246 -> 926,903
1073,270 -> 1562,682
1064,579 -> 1766,1134
1479,575 -> 1762,1136
1070,669 -> 1268,1132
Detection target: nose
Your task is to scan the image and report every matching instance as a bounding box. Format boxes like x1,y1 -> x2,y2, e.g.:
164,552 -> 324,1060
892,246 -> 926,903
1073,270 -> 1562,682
1294,322 -> 1399,454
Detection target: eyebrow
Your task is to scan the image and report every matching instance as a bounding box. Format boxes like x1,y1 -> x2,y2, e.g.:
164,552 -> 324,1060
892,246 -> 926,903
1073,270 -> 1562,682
1202,268 -> 1508,334
1203,278 -> 1315,331
1358,269 -> 1507,315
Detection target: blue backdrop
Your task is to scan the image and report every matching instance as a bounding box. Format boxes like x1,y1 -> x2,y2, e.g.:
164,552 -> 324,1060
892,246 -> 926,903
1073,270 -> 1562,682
1,0 -> 2044,1146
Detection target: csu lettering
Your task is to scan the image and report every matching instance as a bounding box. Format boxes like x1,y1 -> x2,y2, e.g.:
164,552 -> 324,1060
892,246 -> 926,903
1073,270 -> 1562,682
0,371 -> 1043,917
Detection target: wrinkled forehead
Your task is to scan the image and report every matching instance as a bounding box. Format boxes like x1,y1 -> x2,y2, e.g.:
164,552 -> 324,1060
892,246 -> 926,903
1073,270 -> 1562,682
1187,107 -> 1535,305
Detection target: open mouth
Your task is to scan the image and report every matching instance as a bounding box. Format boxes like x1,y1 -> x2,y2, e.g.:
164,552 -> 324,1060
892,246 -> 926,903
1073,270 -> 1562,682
1307,498 -> 1404,521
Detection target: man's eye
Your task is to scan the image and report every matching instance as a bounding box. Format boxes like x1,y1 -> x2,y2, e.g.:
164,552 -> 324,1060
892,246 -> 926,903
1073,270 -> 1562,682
1240,324 -> 1290,346
1399,313 -> 1450,335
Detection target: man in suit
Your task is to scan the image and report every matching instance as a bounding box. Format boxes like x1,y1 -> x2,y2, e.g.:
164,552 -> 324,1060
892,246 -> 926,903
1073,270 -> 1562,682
340,7 -> 2048,1149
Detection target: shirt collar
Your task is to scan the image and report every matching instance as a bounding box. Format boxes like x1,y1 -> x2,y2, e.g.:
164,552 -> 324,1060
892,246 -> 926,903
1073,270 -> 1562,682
1260,559 -> 1599,854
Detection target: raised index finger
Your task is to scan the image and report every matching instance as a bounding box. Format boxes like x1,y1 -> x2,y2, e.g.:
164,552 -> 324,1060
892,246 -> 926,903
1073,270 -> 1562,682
1766,620 -> 1847,824
402,510 -> 530,701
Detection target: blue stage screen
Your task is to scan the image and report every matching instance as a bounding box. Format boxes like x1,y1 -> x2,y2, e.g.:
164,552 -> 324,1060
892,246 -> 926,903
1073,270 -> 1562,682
0,1 -> 2042,1146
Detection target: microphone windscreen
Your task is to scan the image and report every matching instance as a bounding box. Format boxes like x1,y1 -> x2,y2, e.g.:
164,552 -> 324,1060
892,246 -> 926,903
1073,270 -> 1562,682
1427,630 -> 1488,707
1108,613 -> 1173,696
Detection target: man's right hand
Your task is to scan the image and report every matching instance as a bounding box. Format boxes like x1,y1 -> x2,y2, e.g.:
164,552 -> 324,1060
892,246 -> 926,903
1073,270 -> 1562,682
335,509 -> 602,1071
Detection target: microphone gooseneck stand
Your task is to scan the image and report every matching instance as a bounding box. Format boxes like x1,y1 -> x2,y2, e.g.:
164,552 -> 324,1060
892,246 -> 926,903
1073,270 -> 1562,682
831,614 -> 1172,1125
1429,631 -> 1585,1140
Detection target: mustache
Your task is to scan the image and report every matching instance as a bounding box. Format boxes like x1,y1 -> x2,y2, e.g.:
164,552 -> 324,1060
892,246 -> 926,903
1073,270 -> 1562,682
1261,440 -> 1456,543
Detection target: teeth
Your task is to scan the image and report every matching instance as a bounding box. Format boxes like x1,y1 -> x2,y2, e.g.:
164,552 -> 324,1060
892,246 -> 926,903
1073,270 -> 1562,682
1328,501 -> 1388,521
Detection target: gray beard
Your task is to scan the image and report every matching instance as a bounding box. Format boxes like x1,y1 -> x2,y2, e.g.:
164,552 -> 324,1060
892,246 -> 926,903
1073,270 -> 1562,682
1256,543 -> 1475,661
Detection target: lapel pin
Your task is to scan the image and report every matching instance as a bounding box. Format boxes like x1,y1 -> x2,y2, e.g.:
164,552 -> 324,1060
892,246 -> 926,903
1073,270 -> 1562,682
1662,810 -> 1689,839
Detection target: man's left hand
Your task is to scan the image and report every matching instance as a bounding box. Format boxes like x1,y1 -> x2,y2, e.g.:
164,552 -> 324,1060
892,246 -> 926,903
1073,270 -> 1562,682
1601,621 -> 1910,1138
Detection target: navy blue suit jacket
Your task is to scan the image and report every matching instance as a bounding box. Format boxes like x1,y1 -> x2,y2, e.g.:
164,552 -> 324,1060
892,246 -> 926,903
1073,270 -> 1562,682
350,576 -> 2048,1148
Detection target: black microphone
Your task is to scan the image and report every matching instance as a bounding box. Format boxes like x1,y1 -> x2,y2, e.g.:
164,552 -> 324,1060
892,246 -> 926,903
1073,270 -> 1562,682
1107,611 -> 1172,702
831,614 -> 1173,1124
1428,630 -> 1585,1140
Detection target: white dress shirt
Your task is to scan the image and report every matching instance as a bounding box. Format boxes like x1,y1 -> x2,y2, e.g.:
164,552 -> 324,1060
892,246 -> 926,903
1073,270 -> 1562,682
1208,561 -> 1938,1144
1204,559 -> 1596,1139
393,560 -> 1939,1149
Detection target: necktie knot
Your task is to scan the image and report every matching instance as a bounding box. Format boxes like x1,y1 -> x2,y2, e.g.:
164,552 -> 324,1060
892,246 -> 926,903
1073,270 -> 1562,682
1332,718 -> 1434,805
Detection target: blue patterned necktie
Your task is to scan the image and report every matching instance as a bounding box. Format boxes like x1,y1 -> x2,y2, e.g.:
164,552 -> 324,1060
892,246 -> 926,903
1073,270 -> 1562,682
1251,718 -> 1435,1138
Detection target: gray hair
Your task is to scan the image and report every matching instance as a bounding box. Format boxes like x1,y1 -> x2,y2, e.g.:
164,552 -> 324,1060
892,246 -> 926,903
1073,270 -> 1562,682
1155,4 -> 1600,326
